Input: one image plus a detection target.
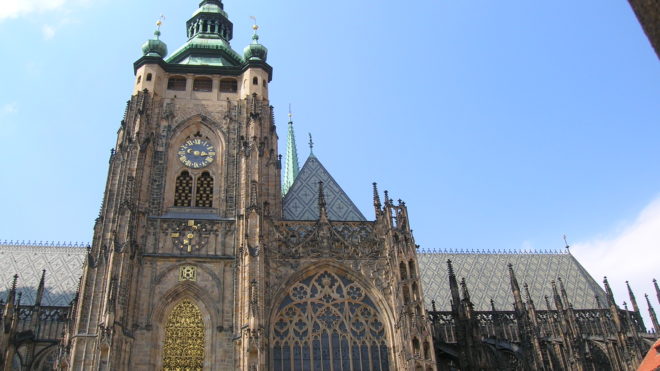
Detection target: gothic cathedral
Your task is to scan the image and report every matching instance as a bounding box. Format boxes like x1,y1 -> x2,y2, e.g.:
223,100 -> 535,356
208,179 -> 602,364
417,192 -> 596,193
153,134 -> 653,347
2,1 -> 658,370
63,1 -> 436,369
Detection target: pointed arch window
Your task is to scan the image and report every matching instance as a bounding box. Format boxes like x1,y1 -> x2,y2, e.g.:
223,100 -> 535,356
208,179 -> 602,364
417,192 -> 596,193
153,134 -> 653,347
174,171 -> 193,207
163,300 -> 205,371
195,172 -> 213,207
271,271 -> 390,371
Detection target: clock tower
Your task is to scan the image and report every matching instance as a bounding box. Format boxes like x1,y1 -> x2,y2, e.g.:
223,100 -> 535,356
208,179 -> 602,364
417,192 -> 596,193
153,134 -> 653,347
67,1 -> 280,369
64,1 -> 437,370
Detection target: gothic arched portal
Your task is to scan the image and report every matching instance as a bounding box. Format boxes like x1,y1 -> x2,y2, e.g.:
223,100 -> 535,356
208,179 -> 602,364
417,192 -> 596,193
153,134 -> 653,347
163,299 -> 205,371
271,270 -> 391,371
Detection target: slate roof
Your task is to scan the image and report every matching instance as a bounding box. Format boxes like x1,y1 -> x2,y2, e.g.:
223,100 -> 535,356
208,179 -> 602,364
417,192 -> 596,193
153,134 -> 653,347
0,242 -> 86,306
283,155 -> 366,221
418,251 -> 607,312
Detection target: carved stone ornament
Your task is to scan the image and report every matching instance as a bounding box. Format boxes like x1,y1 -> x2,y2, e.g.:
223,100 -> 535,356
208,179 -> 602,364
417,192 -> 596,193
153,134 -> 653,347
165,219 -> 218,253
270,220 -> 382,260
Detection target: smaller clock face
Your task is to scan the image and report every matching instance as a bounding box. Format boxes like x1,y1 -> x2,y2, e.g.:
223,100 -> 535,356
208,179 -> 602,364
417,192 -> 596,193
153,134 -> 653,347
178,139 -> 216,168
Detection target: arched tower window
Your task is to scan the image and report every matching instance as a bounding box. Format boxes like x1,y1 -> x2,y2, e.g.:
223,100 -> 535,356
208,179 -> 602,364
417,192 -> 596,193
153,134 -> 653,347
409,260 -> 416,279
412,338 -> 421,357
163,300 -> 205,371
399,262 -> 407,280
195,172 -> 213,207
252,76 -> 259,85
174,171 -> 193,207
193,77 -> 212,92
403,284 -> 411,304
167,76 -> 187,91
220,78 -> 238,92
271,271 -> 390,371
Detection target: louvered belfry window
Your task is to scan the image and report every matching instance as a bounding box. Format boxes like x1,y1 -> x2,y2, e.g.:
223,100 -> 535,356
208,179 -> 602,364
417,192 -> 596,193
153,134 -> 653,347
271,271 -> 391,371
195,172 -> 213,207
174,171 -> 193,207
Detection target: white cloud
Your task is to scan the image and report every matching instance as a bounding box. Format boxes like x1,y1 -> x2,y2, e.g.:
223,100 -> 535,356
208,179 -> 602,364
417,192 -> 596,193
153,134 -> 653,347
42,24 -> 55,39
1,102 -> 18,115
572,196 -> 660,329
0,0 -> 81,21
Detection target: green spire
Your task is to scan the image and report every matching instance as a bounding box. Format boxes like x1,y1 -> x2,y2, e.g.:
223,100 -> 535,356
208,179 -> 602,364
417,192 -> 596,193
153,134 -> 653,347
282,111 -> 300,196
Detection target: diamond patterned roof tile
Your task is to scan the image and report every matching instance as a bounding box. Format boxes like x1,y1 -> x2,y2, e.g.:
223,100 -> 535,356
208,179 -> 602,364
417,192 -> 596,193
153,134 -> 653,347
418,252 -> 606,311
283,155 -> 366,221
0,243 -> 86,306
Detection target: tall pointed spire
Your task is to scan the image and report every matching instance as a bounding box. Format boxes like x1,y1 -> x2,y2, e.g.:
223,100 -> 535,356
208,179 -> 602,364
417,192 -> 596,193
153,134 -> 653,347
35,270 -> 46,306
604,276 -> 616,307
447,260 -> 461,314
654,278 -> 660,305
282,108 -> 300,196
372,182 -> 382,215
626,281 -> 645,329
551,281 -> 564,311
508,263 -> 524,312
645,294 -> 660,333
308,133 -> 315,157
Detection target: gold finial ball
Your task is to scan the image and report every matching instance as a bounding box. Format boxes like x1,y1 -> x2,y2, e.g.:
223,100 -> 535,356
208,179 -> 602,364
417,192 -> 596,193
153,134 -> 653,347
288,113 -> 292,118
156,20 -> 162,27
252,24 -> 259,31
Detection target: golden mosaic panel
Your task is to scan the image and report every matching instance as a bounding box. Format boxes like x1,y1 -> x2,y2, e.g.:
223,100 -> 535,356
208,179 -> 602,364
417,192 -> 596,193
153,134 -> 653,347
163,300 -> 205,371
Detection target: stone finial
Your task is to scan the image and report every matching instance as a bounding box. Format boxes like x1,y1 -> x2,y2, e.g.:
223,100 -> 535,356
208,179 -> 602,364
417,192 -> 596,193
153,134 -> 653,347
10,274 -> 18,292
558,278 -> 571,306
524,283 -> 534,305
460,278 -> 471,302
645,293 -> 660,333
508,263 -> 524,311
372,182 -> 381,211
603,276 -> 616,306
317,181 -> 327,219
35,270 -> 46,306
551,280 -> 564,311
544,295 -> 553,311
626,281 -> 640,313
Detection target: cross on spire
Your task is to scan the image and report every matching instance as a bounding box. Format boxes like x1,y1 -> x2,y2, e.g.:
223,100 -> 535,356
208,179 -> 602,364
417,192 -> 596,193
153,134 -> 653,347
308,133 -> 314,155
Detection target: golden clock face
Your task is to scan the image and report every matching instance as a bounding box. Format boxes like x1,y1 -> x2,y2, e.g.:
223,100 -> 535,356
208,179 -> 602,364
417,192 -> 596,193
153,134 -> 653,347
178,139 -> 216,168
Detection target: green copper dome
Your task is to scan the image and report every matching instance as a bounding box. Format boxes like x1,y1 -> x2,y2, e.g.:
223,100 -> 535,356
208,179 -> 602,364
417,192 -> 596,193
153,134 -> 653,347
244,33 -> 268,62
141,29 -> 168,58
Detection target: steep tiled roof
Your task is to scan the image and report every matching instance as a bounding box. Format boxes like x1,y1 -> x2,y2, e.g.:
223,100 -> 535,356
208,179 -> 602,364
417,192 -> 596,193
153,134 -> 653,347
0,242 -> 86,306
283,155 -> 366,221
418,251 -> 607,311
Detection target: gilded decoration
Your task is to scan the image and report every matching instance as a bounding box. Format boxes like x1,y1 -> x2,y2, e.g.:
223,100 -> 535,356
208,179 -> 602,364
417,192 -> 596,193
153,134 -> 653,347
163,300 -> 205,370
271,270 -> 390,371
166,219 -> 218,253
179,265 -> 197,282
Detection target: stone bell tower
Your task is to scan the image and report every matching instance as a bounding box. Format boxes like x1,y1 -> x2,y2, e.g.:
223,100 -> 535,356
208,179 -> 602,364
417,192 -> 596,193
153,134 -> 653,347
65,1 -> 279,369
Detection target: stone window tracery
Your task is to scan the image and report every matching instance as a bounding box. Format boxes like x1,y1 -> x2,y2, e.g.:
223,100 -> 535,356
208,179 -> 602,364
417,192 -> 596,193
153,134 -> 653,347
163,300 -> 205,371
271,270 -> 390,371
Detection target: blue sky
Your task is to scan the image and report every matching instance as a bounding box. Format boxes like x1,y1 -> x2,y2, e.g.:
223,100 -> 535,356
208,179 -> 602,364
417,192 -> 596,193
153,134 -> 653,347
0,1 -> 658,317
